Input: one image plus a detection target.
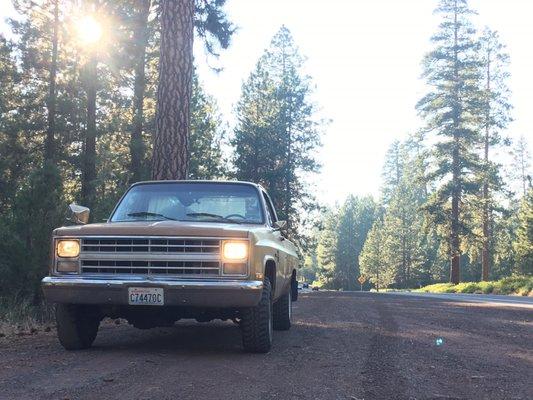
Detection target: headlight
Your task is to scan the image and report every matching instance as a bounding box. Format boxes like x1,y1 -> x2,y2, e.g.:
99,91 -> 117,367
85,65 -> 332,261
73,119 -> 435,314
222,241 -> 248,261
57,239 -> 80,258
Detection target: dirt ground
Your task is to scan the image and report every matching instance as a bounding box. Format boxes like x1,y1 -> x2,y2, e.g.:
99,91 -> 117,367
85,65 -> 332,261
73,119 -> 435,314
0,291 -> 531,400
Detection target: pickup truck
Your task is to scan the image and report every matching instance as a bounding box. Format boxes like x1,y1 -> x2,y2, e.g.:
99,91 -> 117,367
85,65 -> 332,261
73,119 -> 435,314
42,181 -> 299,353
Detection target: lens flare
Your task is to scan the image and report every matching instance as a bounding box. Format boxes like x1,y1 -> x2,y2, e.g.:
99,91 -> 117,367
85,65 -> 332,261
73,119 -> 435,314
76,16 -> 103,45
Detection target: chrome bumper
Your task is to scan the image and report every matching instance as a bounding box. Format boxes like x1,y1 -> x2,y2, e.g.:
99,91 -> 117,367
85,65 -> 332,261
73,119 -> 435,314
41,276 -> 263,308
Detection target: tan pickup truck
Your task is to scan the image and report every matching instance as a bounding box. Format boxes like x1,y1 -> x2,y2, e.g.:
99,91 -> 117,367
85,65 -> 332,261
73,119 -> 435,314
42,181 -> 299,353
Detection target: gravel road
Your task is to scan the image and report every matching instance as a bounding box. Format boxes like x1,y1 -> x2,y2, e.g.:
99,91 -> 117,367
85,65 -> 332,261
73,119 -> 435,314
0,291 -> 531,400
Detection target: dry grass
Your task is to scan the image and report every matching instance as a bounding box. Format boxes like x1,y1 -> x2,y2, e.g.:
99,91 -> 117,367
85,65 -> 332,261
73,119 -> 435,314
0,297 -> 54,337
415,276 -> 533,296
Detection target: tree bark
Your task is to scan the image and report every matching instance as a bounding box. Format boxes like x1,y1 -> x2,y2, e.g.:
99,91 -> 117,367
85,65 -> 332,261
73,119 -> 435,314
129,0 -> 151,183
481,50 -> 492,282
450,5 -> 461,285
44,0 -> 59,164
151,0 -> 194,180
81,55 -> 97,210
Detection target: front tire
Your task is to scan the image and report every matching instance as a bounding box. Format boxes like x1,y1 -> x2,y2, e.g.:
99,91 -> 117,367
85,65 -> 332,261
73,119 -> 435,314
241,279 -> 273,353
273,288 -> 291,331
56,304 -> 100,350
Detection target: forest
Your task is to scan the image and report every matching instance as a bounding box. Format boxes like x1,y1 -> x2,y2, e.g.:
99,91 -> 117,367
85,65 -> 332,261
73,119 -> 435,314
0,0 -> 531,310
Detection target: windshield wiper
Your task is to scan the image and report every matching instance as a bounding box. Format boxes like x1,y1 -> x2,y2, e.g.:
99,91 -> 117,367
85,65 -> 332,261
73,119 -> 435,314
127,211 -> 176,221
186,212 -> 242,224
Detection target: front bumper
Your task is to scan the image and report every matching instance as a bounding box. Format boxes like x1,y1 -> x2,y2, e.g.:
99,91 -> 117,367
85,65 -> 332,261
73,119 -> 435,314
41,276 -> 263,308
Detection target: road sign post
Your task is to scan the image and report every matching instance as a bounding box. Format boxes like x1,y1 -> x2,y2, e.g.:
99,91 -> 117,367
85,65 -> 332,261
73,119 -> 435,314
358,275 -> 367,291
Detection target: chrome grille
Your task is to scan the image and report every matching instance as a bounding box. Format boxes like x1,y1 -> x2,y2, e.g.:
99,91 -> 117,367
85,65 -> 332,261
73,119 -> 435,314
81,260 -> 219,276
78,237 -> 224,278
81,238 -> 220,254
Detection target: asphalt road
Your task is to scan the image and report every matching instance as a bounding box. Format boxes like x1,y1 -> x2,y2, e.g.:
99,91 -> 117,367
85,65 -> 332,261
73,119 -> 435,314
0,291 -> 531,400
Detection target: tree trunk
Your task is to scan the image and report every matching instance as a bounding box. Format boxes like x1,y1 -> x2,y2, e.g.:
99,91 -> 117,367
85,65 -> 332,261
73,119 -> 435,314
450,163 -> 461,285
151,0 -> 194,180
81,55 -> 97,210
44,0 -> 59,164
450,6 -> 461,285
481,52 -> 492,281
130,0 -> 151,183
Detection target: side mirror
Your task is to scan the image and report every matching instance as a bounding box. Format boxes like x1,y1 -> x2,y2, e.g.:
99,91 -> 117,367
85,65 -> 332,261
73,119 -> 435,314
68,203 -> 90,225
274,220 -> 287,231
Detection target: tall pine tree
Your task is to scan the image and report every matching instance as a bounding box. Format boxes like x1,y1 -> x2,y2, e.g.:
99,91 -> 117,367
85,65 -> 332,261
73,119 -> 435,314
417,0 -> 483,283
232,26 -> 323,242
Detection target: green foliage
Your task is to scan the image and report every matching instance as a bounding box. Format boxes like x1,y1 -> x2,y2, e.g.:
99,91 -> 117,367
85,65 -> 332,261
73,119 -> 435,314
315,196 -> 378,290
232,26 -> 324,245
417,0 -> 485,283
513,189 -> 533,274
0,1 -> 232,305
189,74 -> 226,179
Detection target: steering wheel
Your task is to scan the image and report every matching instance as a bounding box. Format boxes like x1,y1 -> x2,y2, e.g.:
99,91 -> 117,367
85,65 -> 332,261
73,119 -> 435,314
225,213 -> 246,220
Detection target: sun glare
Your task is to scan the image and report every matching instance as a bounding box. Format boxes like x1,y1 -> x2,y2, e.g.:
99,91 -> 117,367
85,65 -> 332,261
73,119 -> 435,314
76,16 -> 103,45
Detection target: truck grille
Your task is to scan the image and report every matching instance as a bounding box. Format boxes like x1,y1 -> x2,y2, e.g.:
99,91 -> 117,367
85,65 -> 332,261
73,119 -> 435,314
81,260 -> 219,276
78,237 -> 224,278
81,238 -> 220,254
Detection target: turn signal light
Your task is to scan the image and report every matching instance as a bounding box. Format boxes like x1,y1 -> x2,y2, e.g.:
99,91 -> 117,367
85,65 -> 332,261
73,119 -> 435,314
223,263 -> 247,275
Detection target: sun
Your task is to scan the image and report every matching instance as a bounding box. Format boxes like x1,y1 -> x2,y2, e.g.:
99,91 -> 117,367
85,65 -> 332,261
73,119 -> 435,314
76,16 -> 103,45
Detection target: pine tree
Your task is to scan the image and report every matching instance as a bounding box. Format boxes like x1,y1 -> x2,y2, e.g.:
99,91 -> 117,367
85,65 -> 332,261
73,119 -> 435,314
232,26 -> 323,242
360,221 -> 395,290
513,189 -> 533,275
129,0 -> 151,183
510,136 -> 531,197
478,28 -> 512,280
417,0 -> 483,284
381,140 -> 404,206
189,74 -> 226,179
316,209 -> 338,287
152,0 -> 234,180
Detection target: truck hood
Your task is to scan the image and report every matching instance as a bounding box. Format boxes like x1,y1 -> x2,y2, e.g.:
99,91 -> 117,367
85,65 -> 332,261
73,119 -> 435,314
53,221 -> 255,238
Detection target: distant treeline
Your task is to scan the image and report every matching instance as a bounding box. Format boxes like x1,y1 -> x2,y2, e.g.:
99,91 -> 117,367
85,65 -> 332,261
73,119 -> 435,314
300,0 -> 532,290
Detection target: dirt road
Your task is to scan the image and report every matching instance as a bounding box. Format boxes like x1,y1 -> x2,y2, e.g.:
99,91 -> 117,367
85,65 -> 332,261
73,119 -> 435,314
1,291 -> 531,400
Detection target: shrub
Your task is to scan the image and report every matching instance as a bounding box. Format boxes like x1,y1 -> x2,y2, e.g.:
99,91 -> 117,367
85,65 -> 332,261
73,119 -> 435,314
416,276 -> 533,296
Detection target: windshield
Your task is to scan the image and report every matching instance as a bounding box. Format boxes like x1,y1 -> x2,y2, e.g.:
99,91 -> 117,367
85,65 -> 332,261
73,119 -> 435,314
110,183 -> 264,224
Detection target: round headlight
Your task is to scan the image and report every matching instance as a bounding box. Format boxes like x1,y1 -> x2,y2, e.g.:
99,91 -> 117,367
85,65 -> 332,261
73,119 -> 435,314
222,241 -> 248,261
57,239 -> 80,258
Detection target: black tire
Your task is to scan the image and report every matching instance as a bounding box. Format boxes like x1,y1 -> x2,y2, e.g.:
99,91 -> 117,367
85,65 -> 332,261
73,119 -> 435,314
273,288 -> 291,331
56,304 -> 100,350
241,279 -> 273,353
291,276 -> 298,302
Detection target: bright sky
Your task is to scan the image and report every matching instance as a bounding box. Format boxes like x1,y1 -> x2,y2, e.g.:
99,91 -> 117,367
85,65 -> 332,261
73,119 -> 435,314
1,0 -> 532,205
195,0 -> 533,204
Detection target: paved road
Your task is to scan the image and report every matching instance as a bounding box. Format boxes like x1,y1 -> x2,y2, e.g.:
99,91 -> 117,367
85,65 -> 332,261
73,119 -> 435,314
384,291 -> 533,308
0,291 -> 531,400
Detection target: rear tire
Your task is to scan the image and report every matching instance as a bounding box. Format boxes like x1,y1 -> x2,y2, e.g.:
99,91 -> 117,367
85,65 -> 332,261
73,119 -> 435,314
56,304 -> 100,350
241,279 -> 273,353
273,289 -> 291,331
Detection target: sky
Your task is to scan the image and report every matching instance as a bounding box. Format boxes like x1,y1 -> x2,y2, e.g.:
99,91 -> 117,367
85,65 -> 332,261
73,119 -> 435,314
194,0 -> 533,204
1,0 -> 532,205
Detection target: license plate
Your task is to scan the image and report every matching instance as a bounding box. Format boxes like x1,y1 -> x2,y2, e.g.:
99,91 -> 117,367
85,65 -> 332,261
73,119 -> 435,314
128,287 -> 164,306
